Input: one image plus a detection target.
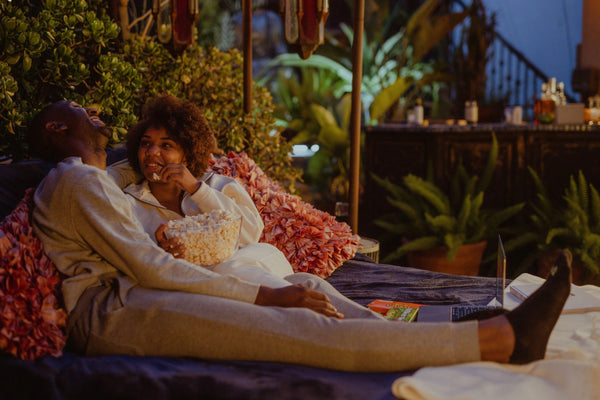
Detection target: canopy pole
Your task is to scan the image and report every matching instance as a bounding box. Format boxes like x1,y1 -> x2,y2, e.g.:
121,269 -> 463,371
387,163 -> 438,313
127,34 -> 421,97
349,0 -> 365,234
243,0 -> 252,114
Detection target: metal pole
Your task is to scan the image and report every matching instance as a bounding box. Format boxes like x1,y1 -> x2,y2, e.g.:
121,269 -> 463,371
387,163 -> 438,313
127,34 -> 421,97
349,0 -> 364,234
243,0 -> 252,114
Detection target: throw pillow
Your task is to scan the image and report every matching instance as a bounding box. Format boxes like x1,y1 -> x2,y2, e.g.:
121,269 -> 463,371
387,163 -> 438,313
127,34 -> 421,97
210,152 -> 359,278
0,188 -> 67,361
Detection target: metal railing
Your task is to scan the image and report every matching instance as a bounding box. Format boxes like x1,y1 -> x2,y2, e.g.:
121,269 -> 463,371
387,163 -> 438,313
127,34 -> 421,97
452,0 -> 576,121
486,31 -> 576,121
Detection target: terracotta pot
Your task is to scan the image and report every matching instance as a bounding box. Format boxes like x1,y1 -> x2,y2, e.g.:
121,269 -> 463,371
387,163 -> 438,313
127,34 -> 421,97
407,241 -> 487,276
535,249 -> 600,285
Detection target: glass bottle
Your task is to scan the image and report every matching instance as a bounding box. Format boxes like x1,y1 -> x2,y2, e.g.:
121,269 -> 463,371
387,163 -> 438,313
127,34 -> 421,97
534,82 -> 555,124
465,101 -> 478,124
414,98 -> 424,125
334,202 -> 349,224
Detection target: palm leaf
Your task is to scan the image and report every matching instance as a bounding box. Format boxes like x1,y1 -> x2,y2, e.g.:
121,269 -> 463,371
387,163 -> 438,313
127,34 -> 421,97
373,219 -> 410,235
443,233 -> 466,261
387,197 -> 420,223
371,173 -> 404,199
455,194 -> 473,235
410,11 -> 470,62
425,214 -> 456,234
546,227 -> 572,245
403,174 -> 450,214
589,184 -> 600,230
486,203 -> 525,229
476,132 -> 498,193
369,76 -> 413,122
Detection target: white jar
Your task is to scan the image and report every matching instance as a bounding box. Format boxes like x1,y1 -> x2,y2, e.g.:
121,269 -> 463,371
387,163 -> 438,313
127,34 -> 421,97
414,102 -> 424,125
465,101 -> 478,124
512,106 -> 522,124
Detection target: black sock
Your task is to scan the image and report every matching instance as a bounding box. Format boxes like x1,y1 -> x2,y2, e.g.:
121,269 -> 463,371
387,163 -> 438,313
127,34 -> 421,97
506,249 -> 572,364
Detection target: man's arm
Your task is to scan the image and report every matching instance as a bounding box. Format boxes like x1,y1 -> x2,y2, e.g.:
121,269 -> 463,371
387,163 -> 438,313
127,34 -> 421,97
77,174 -> 342,317
34,162 -> 260,304
256,285 -> 344,319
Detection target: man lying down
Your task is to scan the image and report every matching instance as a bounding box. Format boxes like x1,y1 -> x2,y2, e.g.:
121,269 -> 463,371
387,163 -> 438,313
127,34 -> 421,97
28,99 -> 572,372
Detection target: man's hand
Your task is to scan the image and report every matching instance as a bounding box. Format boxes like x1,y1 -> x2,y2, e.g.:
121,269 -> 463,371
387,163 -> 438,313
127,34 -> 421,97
255,284 -> 344,319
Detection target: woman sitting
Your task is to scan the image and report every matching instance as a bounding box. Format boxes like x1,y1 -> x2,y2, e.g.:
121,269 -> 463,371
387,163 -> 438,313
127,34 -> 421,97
118,94 -> 293,287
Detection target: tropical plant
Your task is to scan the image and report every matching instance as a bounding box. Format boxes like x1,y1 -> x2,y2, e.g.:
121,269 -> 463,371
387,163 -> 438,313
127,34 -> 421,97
260,0 -> 468,124
304,94 -> 354,202
372,133 -> 524,263
254,0 -> 468,203
451,0 -> 497,115
510,168 -> 600,279
0,0 -> 299,189
263,67 -> 346,145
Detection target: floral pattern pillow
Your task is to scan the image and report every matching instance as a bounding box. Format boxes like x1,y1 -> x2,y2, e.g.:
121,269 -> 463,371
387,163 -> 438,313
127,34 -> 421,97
0,188 -> 67,361
210,152 -> 359,278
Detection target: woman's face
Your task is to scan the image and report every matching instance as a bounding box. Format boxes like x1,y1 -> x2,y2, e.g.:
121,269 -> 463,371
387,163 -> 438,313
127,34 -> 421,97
138,126 -> 185,182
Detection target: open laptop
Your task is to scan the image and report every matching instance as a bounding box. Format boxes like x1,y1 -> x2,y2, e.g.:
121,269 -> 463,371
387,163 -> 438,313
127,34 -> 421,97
417,235 -> 507,322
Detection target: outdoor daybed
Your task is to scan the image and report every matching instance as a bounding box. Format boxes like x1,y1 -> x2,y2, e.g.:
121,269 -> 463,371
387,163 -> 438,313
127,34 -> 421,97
1,149 -> 599,400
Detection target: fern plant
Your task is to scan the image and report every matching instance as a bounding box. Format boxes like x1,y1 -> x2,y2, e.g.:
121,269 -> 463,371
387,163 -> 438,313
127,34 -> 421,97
373,133 -> 524,263
516,168 -> 600,278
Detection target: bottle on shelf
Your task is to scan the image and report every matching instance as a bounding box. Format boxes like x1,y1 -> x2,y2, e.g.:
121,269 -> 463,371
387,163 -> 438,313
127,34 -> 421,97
556,82 -> 567,106
414,98 -> 424,125
534,79 -> 557,124
464,101 -> 478,124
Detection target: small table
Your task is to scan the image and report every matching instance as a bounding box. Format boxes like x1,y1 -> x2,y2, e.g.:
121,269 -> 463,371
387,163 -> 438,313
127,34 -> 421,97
357,237 -> 380,263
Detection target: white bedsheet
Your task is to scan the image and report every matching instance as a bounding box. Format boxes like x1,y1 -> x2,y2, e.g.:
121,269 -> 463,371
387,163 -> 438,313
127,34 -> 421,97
392,273 -> 600,400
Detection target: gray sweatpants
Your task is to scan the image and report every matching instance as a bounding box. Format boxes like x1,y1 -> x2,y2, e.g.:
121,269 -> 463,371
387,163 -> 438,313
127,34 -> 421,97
68,273 -> 480,372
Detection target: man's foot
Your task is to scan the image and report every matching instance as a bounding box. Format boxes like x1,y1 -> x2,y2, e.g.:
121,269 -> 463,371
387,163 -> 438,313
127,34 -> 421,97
506,249 -> 572,364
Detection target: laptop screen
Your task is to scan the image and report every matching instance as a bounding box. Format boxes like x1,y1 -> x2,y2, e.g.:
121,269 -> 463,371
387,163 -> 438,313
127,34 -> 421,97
496,234 -> 507,306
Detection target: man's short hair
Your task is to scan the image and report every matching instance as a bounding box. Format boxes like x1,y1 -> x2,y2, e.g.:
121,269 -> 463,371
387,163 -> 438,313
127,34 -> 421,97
27,103 -> 60,162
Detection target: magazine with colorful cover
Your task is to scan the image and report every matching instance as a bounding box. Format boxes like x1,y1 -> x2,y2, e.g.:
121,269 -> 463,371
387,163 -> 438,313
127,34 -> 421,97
367,299 -> 421,322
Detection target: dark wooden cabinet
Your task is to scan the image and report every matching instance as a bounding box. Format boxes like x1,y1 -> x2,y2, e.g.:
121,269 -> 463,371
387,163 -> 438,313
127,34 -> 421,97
360,123 -> 600,240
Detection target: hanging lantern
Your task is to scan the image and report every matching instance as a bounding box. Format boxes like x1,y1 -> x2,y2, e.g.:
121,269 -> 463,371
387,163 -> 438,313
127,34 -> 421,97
152,0 -> 199,50
279,0 -> 329,59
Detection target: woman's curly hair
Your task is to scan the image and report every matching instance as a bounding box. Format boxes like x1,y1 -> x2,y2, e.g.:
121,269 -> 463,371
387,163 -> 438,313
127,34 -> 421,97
126,95 -> 217,176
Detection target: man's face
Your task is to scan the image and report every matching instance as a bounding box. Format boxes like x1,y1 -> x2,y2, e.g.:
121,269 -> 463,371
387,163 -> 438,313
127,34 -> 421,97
62,101 -> 111,142
51,100 -> 112,167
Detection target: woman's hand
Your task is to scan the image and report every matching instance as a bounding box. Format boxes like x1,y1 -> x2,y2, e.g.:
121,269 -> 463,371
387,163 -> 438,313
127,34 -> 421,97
155,223 -> 185,258
255,284 -> 344,319
158,163 -> 201,194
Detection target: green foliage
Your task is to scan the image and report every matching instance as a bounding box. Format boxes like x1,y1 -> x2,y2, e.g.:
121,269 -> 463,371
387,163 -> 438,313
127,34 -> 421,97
451,0 -> 496,107
0,0 -> 299,188
255,0 -> 467,203
517,169 -> 600,277
0,0 -> 120,158
373,133 -> 524,263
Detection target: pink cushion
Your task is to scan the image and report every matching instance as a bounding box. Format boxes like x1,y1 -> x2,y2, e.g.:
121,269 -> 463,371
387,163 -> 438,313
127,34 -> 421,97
210,152 -> 359,278
0,188 -> 67,361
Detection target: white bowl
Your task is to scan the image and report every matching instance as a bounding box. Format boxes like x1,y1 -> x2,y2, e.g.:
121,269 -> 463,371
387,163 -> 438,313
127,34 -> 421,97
165,211 -> 241,266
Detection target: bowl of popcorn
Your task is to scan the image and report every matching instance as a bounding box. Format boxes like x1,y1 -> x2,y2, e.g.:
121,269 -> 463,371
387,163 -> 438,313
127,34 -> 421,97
164,210 -> 241,266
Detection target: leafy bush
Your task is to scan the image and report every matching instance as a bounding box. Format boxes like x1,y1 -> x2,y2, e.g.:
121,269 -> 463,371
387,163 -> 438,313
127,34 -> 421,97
0,0 -> 121,159
0,0 -> 299,188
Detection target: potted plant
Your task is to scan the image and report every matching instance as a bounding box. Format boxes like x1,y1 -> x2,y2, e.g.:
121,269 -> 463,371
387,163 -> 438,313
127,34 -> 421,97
372,133 -> 524,276
512,168 -> 600,285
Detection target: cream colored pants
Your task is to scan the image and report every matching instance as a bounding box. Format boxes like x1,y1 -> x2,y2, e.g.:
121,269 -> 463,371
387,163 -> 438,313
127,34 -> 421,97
68,273 -> 480,372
